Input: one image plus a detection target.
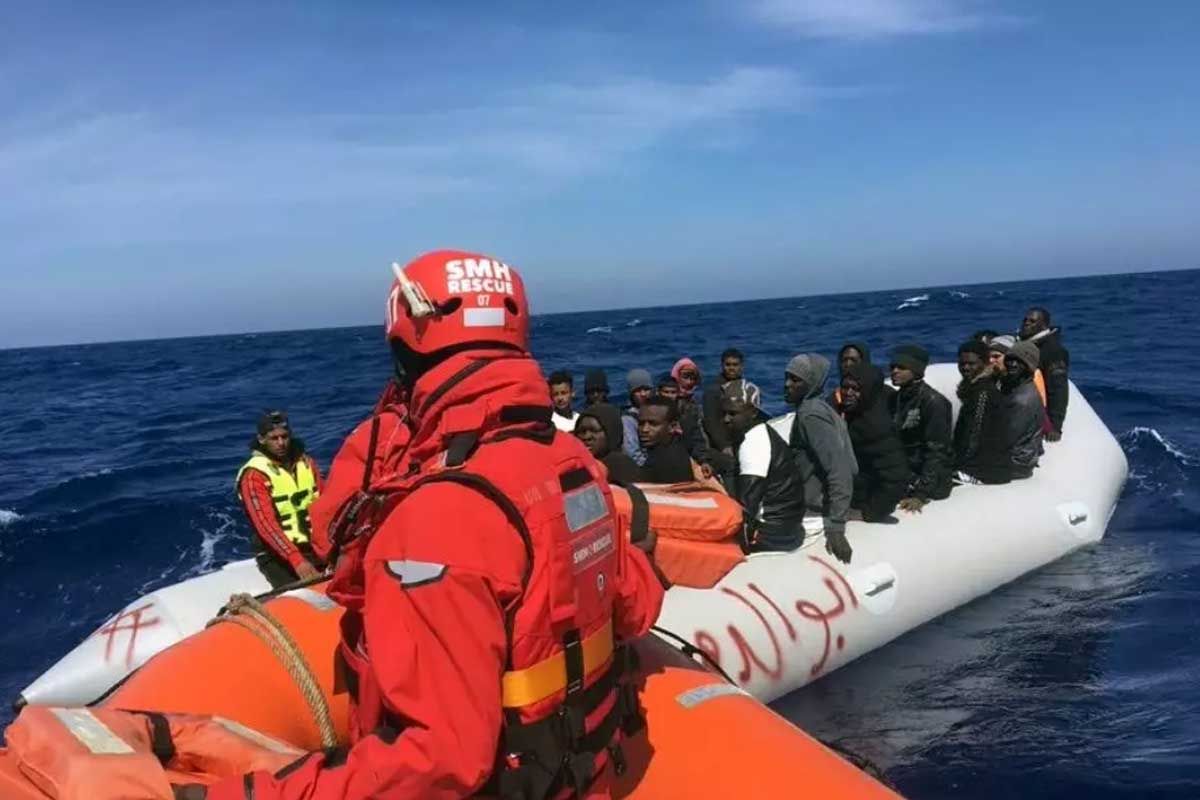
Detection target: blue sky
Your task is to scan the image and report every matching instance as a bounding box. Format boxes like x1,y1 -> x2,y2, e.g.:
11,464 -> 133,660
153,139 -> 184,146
2,1 -> 1197,347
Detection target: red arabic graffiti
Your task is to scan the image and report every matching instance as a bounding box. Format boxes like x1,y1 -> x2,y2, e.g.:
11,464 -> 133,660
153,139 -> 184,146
693,555 -> 859,684
95,602 -> 161,667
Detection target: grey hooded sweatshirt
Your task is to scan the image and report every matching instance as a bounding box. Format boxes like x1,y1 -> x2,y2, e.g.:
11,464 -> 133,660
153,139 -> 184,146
770,353 -> 857,536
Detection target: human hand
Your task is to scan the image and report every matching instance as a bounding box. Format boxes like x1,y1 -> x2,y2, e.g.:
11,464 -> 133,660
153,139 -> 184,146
898,497 -> 927,513
1046,428 -> 1062,442
825,529 -> 852,564
295,560 -> 322,581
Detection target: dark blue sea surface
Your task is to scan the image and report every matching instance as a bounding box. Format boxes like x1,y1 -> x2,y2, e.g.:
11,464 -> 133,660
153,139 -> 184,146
2,270 -> 1198,798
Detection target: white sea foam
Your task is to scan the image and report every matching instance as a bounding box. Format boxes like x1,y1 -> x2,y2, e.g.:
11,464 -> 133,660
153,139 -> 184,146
625,319 -> 642,328
587,325 -> 614,334
948,290 -> 970,299
0,509 -> 20,528
896,294 -> 929,311
1122,426 -> 1196,466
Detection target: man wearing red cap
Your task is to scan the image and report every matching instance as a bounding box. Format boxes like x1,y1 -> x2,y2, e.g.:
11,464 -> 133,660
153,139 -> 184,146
203,251 -> 665,800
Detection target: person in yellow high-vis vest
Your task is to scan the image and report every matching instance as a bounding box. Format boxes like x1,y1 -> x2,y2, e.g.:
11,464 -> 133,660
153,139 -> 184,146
236,410 -> 325,587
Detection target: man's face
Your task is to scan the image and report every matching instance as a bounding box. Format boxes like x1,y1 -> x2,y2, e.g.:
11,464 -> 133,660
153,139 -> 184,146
840,347 -> 863,374
722,400 -> 757,438
722,356 -> 743,382
890,364 -> 916,389
550,382 -> 573,414
259,427 -> 290,460
958,351 -> 986,381
574,416 -> 607,457
638,405 -> 674,448
657,383 -> 679,402
630,386 -> 652,407
585,386 -> 608,406
1020,309 -> 1048,339
783,373 -> 807,405
988,349 -> 1008,374
840,377 -> 863,412
1004,355 -> 1028,381
677,367 -> 699,393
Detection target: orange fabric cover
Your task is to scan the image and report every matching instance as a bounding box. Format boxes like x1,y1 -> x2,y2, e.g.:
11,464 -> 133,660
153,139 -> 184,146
653,537 -> 745,589
6,707 -> 170,800
611,482 -> 742,543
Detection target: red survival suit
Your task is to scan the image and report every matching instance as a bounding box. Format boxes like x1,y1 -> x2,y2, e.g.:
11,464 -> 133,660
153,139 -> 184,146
308,381 -> 410,564
208,352 -> 665,799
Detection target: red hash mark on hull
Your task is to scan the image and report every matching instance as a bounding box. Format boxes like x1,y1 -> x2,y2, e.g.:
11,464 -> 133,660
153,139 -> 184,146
95,603 -> 161,668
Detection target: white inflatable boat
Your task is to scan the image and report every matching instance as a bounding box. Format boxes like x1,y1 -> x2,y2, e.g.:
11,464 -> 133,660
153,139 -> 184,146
17,364 -> 1127,710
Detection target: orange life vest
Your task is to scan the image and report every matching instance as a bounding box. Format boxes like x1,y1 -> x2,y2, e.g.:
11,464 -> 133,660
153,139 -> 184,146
4,706 -> 303,800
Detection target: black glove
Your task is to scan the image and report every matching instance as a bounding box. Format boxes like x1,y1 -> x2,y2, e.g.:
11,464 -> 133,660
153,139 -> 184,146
824,524 -> 852,564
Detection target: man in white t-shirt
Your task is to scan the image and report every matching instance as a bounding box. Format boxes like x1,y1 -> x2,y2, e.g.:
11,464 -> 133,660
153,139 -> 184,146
547,370 -> 580,433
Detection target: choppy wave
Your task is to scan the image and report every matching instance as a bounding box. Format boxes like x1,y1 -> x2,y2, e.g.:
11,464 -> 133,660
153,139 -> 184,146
0,509 -> 20,528
948,290 -> 971,299
1120,426 -> 1196,467
896,294 -> 930,311
625,318 -> 642,328
586,325 -> 614,334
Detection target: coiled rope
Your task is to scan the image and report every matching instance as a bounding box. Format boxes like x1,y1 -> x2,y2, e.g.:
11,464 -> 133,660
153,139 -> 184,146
207,592 -> 337,749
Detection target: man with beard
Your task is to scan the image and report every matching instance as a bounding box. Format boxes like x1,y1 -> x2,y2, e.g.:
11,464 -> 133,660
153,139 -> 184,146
1001,340 -> 1046,479
1019,306 -> 1070,441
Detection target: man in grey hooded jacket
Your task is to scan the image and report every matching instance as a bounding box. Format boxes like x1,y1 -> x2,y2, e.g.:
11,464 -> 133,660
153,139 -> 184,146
768,353 -> 857,564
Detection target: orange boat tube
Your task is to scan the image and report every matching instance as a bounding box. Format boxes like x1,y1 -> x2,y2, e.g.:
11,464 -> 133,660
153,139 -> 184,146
1,585 -> 900,799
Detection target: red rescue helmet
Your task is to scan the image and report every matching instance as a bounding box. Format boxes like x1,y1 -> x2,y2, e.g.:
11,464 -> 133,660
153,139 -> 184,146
385,250 -> 530,357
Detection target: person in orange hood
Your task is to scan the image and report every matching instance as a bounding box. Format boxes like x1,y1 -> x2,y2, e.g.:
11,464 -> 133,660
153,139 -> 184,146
201,251 -> 665,800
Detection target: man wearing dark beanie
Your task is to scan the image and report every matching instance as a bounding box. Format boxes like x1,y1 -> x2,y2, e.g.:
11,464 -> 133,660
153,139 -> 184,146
888,344 -> 953,511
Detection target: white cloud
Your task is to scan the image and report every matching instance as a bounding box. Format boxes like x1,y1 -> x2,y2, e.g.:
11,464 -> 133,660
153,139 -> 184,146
746,0 -> 1018,39
0,67 -> 837,248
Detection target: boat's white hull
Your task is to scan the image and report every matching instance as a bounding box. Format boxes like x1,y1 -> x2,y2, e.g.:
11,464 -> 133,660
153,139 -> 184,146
19,365 -> 1127,710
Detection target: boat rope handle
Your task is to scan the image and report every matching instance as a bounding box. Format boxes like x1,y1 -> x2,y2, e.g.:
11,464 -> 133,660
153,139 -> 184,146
207,593 -> 338,749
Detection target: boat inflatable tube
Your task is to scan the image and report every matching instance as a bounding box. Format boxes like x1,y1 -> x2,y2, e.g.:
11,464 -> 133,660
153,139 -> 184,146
1,584 -> 900,799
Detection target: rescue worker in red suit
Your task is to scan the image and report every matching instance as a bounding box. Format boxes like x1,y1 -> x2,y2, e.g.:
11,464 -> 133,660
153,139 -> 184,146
201,251 -> 665,800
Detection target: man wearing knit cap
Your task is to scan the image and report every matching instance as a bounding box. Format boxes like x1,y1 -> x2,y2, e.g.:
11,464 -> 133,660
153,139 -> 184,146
584,367 -> 609,407
621,368 -> 654,465
1000,340 -> 1045,479
889,344 -> 953,512
773,353 -> 857,564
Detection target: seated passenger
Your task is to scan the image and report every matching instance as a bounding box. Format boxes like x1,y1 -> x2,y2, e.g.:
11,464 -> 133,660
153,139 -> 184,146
780,353 -> 855,562
658,370 -> 709,464
638,394 -> 697,484
1001,341 -> 1045,479
954,340 -> 1014,484
236,411 -> 325,588
702,348 -> 761,456
888,345 -> 953,511
1019,306 -> 1070,441
583,368 -> 609,407
547,369 -> 579,433
830,341 -> 887,411
841,364 -> 911,522
575,403 -> 643,487
621,368 -> 654,466
723,395 -> 808,554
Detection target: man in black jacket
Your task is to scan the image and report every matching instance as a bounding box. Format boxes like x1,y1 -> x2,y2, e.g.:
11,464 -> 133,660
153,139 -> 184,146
888,345 -> 953,511
723,395 -> 812,555
842,363 -> 910,522
1019,306 -> 1070,441
954,340 -> 1014,483
702,348 -> 761,455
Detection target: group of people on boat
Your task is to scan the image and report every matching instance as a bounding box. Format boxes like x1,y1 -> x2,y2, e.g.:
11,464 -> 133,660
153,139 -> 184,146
222,249 -> 1070,799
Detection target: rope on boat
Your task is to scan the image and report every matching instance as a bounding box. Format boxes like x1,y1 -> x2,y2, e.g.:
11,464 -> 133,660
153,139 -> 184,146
207,593 -> 337,749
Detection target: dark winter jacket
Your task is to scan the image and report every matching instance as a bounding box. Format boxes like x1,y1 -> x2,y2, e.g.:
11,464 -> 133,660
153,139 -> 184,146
643,438 -> 695,484
1027,328 -> 1070,434
890,380 -> 953,500
842,363 -> 911,489
1002,377 -> 1044,478
578,404 -> 643,487
954,373 -> 1014,483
